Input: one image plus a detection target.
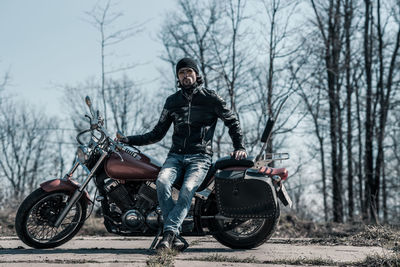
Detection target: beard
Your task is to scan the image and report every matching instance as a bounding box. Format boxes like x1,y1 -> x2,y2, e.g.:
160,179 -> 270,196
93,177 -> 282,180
180,80 -> 198,96
182,77 -> 195,87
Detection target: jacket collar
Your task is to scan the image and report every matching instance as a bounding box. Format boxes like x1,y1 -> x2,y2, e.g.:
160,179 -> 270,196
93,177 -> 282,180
181,83 -> 202,100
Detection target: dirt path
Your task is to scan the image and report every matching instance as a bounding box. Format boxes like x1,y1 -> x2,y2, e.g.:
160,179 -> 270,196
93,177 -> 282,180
0,236 -> 393,266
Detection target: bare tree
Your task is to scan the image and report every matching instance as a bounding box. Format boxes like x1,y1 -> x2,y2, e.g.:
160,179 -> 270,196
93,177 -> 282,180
246,0 -> 303,157
61,1 -> 155,157
292,58 -> 330,222
160,0 -> 222,91
84,0 -> 143,128
360,0 -> 400,223
309,0 -> 345,223
106,75 -> 146,134
0,102 -> 54,203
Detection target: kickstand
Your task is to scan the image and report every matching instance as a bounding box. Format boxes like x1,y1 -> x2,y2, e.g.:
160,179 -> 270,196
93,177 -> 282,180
149,227 -> 162,250
176,235 -> 189,251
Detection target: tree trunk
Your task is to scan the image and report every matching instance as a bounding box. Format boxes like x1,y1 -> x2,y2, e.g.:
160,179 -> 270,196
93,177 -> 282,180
355,84 -> 364,215
344,0 -> 354,220
363,0 -> 374,222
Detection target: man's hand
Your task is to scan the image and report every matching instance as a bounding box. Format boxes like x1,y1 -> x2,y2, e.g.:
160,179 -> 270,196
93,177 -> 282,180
230,150 -> 247,160
115,132 -> 129,144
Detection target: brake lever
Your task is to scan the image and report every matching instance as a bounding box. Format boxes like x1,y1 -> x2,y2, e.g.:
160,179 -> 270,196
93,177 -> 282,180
115,151 -> 124,162
111,145 -> 124,162
109,138 -> 124,162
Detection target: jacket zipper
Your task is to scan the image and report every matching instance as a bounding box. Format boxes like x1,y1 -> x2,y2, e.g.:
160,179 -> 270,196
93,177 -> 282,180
183,96 -> 192,151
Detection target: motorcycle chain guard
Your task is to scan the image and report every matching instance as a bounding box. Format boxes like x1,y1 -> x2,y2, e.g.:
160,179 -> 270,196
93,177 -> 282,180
215,170 -> 278,219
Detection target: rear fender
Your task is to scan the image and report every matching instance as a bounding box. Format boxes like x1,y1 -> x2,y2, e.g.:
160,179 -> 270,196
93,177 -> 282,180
277,183 -> 292,208
40,179 -> 92,205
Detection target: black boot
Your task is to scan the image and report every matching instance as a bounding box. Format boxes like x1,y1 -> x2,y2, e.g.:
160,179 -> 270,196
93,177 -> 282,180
156,231 -> 175,251
173,235 -> 189,252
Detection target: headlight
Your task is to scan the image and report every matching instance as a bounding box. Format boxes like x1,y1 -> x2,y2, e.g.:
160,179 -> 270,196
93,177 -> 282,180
77,145 -> 89,163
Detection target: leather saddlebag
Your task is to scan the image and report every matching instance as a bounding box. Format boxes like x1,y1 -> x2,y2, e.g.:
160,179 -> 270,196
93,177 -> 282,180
215,169 -> 278,218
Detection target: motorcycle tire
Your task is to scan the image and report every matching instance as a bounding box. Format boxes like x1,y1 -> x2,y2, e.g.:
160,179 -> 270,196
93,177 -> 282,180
198,195 -> 280,249
15,188 -> 87,249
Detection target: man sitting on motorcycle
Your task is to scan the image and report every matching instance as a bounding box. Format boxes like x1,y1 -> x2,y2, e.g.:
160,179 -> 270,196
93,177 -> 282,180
118,57 -> 247,251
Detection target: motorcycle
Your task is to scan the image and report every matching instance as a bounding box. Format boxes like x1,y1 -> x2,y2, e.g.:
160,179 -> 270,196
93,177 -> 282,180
15,96 -> 292,249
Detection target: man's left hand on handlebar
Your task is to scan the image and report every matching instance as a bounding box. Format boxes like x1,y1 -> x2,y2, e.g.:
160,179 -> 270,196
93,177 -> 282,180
115,134 -> 129,144
231,150 -> 247,160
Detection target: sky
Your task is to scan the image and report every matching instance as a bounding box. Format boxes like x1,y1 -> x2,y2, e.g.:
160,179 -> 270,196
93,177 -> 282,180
0,0 -> 175,117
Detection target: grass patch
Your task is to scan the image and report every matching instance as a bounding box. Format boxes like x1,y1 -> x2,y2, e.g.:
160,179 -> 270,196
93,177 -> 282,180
191,253 -> 257,263
190,254 -> 334,265
146,249 -> 178,267
356,253 -> 400,267
187,253 -> 399,266
265,257 -> 336,266
274,217 -> 400,248
79,216 -> 112,236
0,209 -> 16,235
349,225 -> 400,247
392,244 -> 399,253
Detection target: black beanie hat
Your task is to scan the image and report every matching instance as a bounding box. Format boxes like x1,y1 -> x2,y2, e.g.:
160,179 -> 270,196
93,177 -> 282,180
176,58 -> 199,77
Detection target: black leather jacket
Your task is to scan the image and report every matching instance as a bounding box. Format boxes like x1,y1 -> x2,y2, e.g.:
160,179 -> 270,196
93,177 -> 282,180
127,86 -> 245,155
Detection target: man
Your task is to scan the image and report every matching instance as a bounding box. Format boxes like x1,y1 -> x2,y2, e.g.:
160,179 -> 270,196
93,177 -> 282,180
119,57 -> 247,251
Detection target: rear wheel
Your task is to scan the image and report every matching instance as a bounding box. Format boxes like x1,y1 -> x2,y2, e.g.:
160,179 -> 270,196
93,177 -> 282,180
198,195 -> 280,249
15,188 -> 87,249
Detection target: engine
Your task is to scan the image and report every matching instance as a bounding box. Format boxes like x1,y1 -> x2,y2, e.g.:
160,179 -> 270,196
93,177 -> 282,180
104,179 -> 161,231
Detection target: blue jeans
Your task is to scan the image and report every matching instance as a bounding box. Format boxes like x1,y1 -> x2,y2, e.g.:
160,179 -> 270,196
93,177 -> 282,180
156,153 -> 212,234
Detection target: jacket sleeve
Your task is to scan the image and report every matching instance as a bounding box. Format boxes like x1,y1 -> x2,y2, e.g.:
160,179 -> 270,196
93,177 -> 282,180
127,102 -> 172,146
213,93 -> 246,152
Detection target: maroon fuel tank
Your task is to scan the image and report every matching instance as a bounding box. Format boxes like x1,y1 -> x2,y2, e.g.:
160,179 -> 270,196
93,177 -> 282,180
104,150 -> 162,181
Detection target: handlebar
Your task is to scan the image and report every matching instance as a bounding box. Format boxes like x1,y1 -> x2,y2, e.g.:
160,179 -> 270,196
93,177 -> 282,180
76,129 -> 92,146
79,96 -> 141,156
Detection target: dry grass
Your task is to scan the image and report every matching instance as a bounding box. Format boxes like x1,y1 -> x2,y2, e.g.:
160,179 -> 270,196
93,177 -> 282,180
0,209 -> 16,235
191,253 -> 257,263
146,249 -> 178,267
79,216 -> 111,236
187,253 -> 400,266
356,253 -> 400,267
274,213 -> 400,248
275,213 -> 364,238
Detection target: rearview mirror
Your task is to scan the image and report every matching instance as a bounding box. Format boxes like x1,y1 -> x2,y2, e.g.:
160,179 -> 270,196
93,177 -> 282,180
85,96 -> 96,117
85,96 -> 92,108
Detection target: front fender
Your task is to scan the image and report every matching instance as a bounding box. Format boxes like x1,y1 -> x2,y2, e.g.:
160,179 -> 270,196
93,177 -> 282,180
40,179 -> 92,205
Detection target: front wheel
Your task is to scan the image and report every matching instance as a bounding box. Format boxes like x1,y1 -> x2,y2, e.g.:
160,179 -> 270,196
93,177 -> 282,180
15,188 -> 87,249
198,195 -> 280,249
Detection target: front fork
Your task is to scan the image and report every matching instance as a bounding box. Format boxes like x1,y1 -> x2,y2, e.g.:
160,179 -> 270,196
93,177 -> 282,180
53,151 -> 108,228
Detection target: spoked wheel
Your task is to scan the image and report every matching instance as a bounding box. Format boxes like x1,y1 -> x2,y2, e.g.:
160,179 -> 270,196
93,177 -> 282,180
198,194 -> 280,249
15,188 -> 87,249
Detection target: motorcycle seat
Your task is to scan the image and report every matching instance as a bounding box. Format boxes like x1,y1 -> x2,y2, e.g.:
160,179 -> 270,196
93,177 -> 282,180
214,156 -> 254,170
